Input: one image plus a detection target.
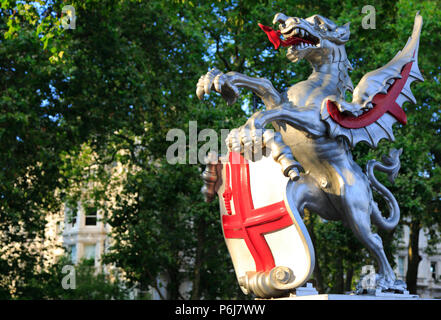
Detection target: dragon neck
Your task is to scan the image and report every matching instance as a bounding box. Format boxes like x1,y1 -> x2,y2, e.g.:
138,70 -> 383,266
307,45 -> 353,98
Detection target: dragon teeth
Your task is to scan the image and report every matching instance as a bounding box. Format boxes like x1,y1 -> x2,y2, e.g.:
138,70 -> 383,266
300,29 -> 305,37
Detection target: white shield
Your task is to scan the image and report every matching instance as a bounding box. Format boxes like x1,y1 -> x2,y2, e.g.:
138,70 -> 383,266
217,151 -> 315,297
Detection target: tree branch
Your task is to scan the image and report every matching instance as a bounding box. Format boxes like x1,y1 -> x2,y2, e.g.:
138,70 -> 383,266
214,35 -> 231,71
144,269 -> 166,300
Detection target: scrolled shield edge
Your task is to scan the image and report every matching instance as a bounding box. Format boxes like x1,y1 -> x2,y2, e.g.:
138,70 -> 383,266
216,151 -> 315,298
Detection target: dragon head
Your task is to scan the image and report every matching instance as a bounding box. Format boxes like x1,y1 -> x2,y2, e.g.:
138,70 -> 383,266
270,13 -> 350,65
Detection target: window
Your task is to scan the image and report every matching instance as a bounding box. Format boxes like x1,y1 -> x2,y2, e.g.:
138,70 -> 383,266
84,205 -> 97,226
69,244 -> 77,263
66,204 -> 78,227
398,256 -> 405,277
84,243 -> 96,262
430,262 -> 437,281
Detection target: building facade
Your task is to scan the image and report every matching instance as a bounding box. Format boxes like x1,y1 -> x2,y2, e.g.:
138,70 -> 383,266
62,203 -> 110,269
394,226 -> 441,298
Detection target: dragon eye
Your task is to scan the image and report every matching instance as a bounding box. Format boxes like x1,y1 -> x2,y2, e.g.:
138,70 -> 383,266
313,18 -> 328,31
319,24 -> 328,32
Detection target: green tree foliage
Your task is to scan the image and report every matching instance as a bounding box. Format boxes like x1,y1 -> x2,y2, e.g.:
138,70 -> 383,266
0,0 -> 71,298
0,0 -> 439,299
30,256 -> 129,300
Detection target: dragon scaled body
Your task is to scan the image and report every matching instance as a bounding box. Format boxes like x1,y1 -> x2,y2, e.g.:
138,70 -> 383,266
197,12 -> 424,296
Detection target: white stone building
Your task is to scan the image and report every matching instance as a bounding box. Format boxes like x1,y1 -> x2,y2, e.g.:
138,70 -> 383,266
62,203 -> 110,269
394,226 -> 441,298
59,202 -> 192,300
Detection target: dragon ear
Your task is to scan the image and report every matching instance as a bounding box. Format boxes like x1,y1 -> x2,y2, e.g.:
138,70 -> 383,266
335,22 -> 350,43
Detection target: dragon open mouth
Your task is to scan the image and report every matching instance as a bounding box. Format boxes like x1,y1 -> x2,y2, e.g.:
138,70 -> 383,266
259,23 -> 319,50
281,26 -> 320,49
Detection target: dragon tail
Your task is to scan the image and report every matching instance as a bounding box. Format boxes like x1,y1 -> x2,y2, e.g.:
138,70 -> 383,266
366,148 -> 402,231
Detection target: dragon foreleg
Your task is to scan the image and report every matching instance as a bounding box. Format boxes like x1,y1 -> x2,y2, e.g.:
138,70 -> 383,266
196,68 -> 282,109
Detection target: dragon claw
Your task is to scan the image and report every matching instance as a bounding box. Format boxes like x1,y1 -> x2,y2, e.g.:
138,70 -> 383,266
226,123 -> 266,160
196,69 -> 239,105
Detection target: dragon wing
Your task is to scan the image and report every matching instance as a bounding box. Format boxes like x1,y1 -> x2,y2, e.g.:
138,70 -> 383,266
320,12 -> 424,148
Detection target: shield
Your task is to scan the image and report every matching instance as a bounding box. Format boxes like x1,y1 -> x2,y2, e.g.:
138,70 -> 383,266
217,151 -> 315,298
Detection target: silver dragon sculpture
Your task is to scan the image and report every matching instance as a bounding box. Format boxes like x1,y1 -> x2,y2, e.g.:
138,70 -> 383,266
197,12 -> 423,293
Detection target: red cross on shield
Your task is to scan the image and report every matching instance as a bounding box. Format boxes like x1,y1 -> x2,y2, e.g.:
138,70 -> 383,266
217,151 -> 315,294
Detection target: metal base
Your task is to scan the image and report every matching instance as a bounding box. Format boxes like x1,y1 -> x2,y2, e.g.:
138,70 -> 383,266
294,283 -> 319,296
279,286 -> 425,300
257,283 -> 437,300
278,293 -> 424,300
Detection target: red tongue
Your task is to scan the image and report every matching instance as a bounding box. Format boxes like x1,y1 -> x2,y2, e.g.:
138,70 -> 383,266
258,23 -> 283,49
258,23 -> 312,49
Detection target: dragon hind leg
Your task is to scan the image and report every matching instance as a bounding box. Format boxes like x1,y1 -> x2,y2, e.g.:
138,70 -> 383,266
342,199 -> 406,293
286,173 -> 339,221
